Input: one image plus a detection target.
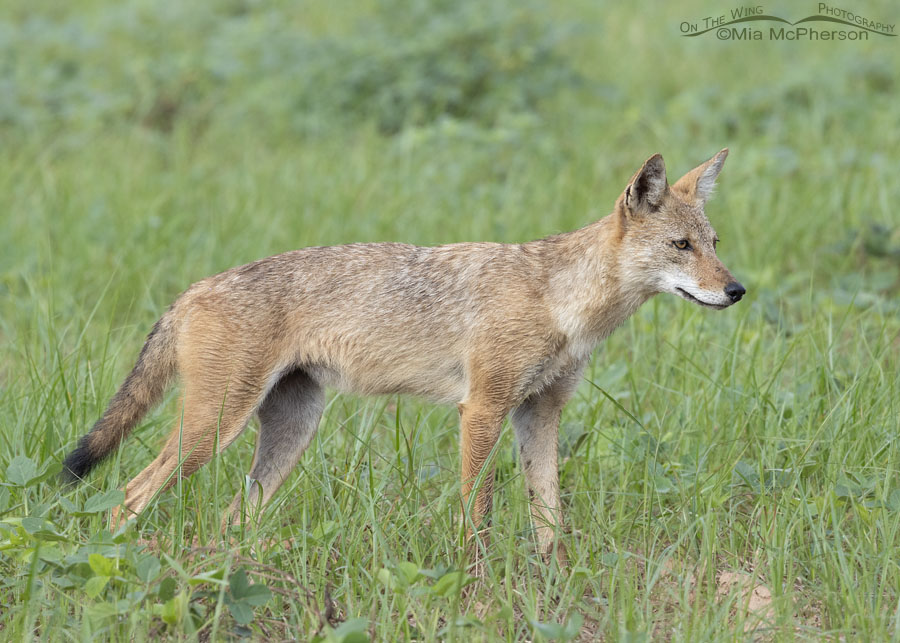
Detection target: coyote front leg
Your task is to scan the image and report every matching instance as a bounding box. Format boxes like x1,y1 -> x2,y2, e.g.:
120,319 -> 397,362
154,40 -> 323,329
458,400 -> 508,552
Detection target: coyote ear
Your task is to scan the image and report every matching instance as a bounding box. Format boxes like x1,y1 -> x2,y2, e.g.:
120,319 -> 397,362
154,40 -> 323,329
624,153 -> 667,213
672,148 -> 728,205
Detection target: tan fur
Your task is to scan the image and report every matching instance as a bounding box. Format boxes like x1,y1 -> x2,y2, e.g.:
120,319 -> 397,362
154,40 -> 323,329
65,150 -> 745,564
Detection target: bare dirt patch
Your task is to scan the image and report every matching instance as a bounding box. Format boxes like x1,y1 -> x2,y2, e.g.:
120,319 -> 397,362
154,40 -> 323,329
716,570 -> 776,634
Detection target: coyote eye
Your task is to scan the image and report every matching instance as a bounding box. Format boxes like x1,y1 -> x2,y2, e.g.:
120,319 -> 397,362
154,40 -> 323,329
673,239 -> 692,250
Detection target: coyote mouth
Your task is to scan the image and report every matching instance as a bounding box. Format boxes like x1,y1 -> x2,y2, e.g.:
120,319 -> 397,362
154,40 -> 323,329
676,287 -> 729,310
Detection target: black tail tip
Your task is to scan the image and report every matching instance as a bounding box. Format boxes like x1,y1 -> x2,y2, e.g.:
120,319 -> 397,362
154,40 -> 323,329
61,439 -> 100,485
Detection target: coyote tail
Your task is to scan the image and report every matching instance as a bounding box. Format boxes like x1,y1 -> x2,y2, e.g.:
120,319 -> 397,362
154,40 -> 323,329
62,311 -> 178,483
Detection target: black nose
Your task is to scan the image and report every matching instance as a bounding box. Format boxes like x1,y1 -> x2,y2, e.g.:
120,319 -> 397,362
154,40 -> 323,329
724,281 -> 746,302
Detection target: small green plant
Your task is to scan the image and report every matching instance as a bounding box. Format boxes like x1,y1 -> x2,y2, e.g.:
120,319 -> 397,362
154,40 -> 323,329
1,457 -> 274,637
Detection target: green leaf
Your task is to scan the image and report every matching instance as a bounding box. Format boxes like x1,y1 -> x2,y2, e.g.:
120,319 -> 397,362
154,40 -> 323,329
532,615 -> 584,641
84,575 -> 109,599
81,489 -> 125,515
31,462 -> 62,485
311,520 -> 337,541
6,456 -> 38,487
241,583 -> 271,607
531,619 -> 565,639
85,601 -> 124,620
0,487 -> 9,512
188,567 -> 228,586
229,568 -> 250,598
492,605 -> 514,622
733,460 -> 760,491
89,553 -> 114,577
601,552 -> 620,567
417,563 -> 450,580
158,576 -> 176,601
397,561 -> 421,585
136,555 -> 161,583
331,618 -> 369,642
889,489 -> 900,511
59,497 -> 77,513
37,544 -> 63,562
339,635 -> 369,643
229,601 -> 254,625
377,567 -> 395,590
563,613 -> 584,639
430,570 -> 476,597
17,516 -> 69,542
21,517 -> 45,534
160,595 -> 182,626
340,634 -> 369,643
653,474 -> 674,494
28,527 -> 70,542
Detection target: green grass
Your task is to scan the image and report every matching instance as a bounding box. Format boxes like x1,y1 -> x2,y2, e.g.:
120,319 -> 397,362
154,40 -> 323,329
1,0 -> 899,639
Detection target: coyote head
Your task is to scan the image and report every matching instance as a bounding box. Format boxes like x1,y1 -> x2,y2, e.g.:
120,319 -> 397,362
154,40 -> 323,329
616,149 -> 745,309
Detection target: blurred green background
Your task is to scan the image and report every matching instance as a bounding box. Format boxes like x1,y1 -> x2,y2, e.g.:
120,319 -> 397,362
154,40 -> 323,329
1,0 -> 899,639
1,0 -> 897,313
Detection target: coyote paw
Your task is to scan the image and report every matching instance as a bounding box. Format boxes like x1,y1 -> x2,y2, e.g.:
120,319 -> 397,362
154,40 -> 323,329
540,540 -> 568,570
108,504 -> 137,532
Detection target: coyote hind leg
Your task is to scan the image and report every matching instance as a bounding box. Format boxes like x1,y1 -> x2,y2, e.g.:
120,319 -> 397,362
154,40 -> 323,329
113,372 -> 266,526
224,369 -> 325,529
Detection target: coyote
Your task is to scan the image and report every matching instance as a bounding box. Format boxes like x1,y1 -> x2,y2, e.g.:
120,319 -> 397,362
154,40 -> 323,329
63,150 -> 744,563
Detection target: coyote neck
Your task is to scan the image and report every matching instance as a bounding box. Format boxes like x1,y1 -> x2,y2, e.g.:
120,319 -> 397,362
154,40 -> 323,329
539,213 -> 652,357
